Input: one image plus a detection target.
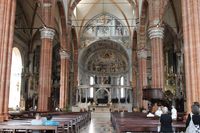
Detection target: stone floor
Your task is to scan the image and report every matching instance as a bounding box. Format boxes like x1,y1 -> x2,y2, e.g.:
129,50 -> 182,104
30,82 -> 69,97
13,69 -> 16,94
80,112 -> 115,133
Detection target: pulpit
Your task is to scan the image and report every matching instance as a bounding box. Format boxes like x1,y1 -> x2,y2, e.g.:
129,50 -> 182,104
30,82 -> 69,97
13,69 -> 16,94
143,88 -> 163,100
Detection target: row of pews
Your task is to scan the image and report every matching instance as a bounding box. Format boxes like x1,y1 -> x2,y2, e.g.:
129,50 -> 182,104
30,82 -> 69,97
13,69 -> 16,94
0,111 -> 91,133
111,112 -> 186,133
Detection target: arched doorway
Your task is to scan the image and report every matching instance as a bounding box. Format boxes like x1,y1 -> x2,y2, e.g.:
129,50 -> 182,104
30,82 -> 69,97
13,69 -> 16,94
95,88 -> 111,104
9,47 -> 23,110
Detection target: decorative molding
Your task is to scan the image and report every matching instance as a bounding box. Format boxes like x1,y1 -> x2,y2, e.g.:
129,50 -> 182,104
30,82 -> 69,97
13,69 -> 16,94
59,50 -> 70,59
40,27 -> 55,40
137,49 -> 147,59
148,26 -> 164,39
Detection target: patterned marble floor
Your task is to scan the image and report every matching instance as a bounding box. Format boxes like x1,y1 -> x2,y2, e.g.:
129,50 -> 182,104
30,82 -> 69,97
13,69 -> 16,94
80,112 -> 115,133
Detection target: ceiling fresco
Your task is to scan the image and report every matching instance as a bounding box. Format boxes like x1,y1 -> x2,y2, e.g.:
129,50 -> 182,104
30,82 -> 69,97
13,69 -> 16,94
80,14 -> 130,48
86,49 -> 128,75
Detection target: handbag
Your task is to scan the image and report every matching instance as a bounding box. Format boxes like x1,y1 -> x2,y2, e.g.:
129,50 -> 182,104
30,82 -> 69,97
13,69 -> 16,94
185,113 -> 200,133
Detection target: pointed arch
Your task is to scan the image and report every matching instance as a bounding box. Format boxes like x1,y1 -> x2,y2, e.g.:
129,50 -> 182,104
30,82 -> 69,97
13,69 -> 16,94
68,0 -> 136,21
58,1 -> 68,50
139,0 -> 148,49
9,47 -> 23,109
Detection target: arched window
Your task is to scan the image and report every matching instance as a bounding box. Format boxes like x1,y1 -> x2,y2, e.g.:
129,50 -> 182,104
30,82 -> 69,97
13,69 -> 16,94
120,76 -> 125,98
90,76 -> 95,98
9,47 -> 22,109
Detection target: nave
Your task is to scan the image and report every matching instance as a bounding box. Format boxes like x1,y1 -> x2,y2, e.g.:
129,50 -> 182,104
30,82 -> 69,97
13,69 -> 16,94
0,2 -> 200,133
0,110 -> 186,133
80,112 -> 114,133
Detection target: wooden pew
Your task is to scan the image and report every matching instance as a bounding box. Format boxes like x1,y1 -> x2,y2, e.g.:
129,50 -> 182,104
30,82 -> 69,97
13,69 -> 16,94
52,116 -> 78,133
4,112 -> 91,133
0,125 -> 61,133
111,112 -> 185,133
50,112 -> 91,132
9,111 -> 49,119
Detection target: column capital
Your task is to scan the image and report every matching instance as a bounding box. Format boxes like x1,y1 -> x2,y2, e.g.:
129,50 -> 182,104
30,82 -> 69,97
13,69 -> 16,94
40,27 -> 55,40
59,50 -> 70,59
137,49 -> 147,59
148,26 -> 164,39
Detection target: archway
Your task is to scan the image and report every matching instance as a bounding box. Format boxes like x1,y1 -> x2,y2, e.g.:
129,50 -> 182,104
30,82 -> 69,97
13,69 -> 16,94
95,88 -> 111,104
9,47 -> 23,110
79,39 -> 129,75
78,39 -> 130,106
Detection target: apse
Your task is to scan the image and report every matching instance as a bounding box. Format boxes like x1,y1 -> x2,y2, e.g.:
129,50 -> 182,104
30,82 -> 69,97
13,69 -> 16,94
79,39 -> 129,76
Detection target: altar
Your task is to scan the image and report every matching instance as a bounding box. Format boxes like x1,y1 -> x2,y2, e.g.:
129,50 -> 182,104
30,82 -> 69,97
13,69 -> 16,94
77,84 -> 132,103
76,82 -> 133,112
90,104 -> 111,112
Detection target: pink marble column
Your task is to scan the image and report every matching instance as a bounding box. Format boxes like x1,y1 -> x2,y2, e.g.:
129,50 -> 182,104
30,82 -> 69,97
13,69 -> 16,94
59,51 -> 70,109
182,0 -> 200,112
147,0 -> 168,90
0,0 -> 16,122
38,27 -> 55,111
137,49 -> 148,108
148,27 -> 164,89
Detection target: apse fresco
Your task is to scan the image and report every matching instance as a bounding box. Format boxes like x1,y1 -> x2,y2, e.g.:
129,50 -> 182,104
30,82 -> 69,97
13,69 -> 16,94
85,49 -> 128,75
81,14 -> 130,48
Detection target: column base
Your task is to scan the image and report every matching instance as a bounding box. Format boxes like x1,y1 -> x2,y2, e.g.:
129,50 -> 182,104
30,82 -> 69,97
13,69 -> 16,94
4,113 -> 9,121
0,115 -> 5,122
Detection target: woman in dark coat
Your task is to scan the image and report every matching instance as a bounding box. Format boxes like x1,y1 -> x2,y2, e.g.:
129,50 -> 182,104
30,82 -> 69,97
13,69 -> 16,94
186,104 -> 200,129
160,106 -> 173,133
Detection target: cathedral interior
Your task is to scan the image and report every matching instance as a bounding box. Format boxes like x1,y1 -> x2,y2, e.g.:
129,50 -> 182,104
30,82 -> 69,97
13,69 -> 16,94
0,0 -> 199,132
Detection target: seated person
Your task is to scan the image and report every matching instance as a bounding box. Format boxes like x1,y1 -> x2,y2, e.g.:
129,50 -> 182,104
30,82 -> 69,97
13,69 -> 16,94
31,113 -> 45,125
44,115 -> 59,126
171,105 -> 177,120
16,105 -> 20,111
31,113 -> 46,133
155,106 -> 163,117
151,103 -> 158,113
